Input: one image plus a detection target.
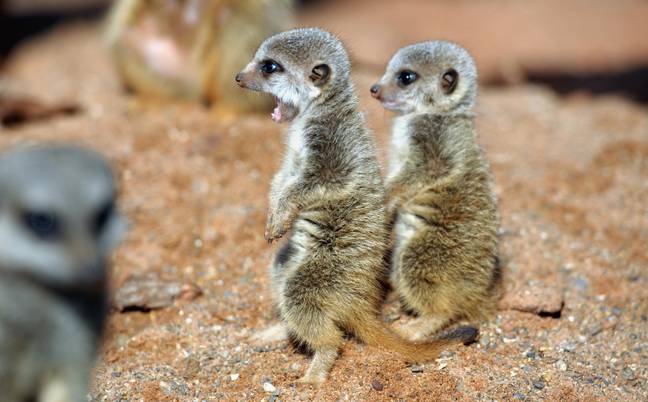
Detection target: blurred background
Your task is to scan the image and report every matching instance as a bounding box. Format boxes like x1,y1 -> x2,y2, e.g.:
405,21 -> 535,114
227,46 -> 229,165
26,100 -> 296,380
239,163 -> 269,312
0,1 -> 646,401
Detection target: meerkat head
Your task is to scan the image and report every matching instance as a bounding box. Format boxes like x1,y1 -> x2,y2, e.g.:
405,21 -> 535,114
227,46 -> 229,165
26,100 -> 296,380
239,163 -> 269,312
370,41 -> 477,115
0,145 -> 126,289
235,28 -> 351,123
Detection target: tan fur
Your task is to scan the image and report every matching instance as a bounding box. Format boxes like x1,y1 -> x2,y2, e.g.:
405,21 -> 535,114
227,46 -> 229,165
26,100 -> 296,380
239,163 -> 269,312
372,41 -> 500,340
238,29 -> 477,384
104,0 -> 292,112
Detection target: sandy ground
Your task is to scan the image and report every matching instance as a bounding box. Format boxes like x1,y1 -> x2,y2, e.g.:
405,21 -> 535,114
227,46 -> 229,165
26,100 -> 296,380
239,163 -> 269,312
0,1 -> 647,401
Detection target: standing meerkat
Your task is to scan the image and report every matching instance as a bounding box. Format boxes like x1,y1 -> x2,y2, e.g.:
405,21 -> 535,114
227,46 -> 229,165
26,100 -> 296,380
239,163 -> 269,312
370,41 -> 500,341
0,145 -> 126,402
104,0 -> 292,112
236,28 -> 477,384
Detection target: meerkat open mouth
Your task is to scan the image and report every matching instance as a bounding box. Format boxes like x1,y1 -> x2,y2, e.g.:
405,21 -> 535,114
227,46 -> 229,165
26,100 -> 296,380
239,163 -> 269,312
271,98 -> 298,123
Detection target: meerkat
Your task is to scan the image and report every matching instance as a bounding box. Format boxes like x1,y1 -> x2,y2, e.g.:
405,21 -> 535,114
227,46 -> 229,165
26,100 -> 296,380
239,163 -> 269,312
0,145 -> 126,402
370,41 -> 500,341
105,0 -> 292,112
236,28 -> 477,384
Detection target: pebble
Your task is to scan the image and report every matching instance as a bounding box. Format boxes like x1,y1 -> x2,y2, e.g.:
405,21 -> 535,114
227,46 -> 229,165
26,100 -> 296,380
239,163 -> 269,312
230,373 -> 239,381
513,392 -> 526,400
589,324 -> 603,337
556,360 -> 567,371
621,368 -> 635,381
559,340 -> 576,352
371,379 -> 384,391
409,364 -> 424,373
262,382 -> 276,393
533,380 -> 545,390
573,277 -> 588,290
159,381 -> 172,395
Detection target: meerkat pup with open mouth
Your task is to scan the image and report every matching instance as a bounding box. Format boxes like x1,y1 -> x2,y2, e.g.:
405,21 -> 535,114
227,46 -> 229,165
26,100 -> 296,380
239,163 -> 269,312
371,41 -> 500,341
237,29 -> 477,384
0,145 -> 126,402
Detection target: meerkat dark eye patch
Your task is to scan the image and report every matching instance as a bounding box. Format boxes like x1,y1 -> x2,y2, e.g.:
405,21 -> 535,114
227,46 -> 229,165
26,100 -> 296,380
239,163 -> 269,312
260,59 -> 283,75
92,200 -> 115,237
23,210 -> 60,240
309,64 -> 330,86
396,70 -> 418,87
441,69 -> 458,94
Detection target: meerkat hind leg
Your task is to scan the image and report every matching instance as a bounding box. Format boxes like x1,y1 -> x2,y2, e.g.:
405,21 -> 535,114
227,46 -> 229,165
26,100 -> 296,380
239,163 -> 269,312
249,323 -> 289,346
294,318 -> 343,385
397,315 -> 452,342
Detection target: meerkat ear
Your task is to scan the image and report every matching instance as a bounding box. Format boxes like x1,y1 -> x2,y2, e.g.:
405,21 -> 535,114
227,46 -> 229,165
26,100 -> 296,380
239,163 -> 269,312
441,69 -> 459,94
309,64 -> 330,86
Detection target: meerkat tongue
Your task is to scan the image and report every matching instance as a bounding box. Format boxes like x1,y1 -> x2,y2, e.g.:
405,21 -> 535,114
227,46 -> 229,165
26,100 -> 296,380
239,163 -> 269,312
271,102 -> 282,123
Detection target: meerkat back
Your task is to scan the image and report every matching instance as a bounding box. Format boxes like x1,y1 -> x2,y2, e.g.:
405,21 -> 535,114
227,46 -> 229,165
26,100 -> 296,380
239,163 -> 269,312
0,145 -> 126,402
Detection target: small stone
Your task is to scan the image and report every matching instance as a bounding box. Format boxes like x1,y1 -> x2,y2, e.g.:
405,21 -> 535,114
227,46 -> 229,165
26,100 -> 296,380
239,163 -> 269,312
525,349 -> 537,359
159,381 -> 172,395
230,373 -> 239,381
573,277 -> 588,290
513,393 -> 526,400
559,340 -> 576,352
262,382 -> 276,393
556,360 -> 567,371
621,368 -> 635,381
533,380 -> 545,390
113,272 -> 202,311
499,281 -> 563,316
611,307 -> 622,316
371,379 -> 384,391
589,324 -> 603,337
409,364 -> 424,373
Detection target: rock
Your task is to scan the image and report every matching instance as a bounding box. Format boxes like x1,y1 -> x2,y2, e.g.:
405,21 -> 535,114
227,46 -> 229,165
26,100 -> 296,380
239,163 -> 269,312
409,364 -> 424,373
559,340 -> 577,353
572,277 -> 589,291
513,392 -> 526,400
589,324 -> 603,337
262,382 -> 276,393
621,368 -> 635,381
533,380 -> 545,390
230,373 -> 239,381
113,272 -> 202,311
500,281 -> 563,316
371,379 -> 384,391
556,360 -> 567,371
159,381 -> 172,395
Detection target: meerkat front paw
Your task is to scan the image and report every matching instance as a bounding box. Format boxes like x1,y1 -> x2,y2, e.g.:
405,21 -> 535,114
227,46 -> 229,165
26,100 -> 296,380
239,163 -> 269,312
265,208 -> 294,243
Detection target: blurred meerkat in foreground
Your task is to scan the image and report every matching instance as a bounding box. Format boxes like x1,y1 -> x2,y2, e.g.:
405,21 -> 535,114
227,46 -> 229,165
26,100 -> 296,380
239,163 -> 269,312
105,0 -> 292,112
371,41 -> 500,341
236,28 -> 477,384
0,145 -> 125,402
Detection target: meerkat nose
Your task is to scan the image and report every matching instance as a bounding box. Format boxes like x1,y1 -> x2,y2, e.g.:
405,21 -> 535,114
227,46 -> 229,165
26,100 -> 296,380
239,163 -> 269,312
235,73 -> 243,85
370,84 -> 381,99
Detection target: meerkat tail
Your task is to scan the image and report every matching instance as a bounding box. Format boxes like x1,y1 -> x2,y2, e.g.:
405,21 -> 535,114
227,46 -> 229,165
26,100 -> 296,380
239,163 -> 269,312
354,317 -> 478,363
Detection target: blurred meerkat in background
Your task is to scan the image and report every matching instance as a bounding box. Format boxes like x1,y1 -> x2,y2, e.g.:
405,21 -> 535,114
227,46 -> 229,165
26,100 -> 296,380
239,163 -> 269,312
105,0 -> 293,112
0,145 -> 125,402
371,41 -> 500,341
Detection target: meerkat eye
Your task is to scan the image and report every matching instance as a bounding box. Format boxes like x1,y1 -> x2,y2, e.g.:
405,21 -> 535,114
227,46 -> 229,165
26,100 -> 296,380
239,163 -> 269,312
92,200 -> 115,237
259,59 -> 283,75
441,69 -> 459,94
396,70 -> 418,87
23,210 -> 61,240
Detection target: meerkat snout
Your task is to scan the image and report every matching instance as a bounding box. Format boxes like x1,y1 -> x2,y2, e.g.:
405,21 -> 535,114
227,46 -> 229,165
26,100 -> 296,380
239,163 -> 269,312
372,41 -> 477,114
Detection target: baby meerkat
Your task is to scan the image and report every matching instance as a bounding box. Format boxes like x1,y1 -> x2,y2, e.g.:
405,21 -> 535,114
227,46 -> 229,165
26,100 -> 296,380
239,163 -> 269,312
371,41 -> 500,341
237,28 -> 477,384
105,0 -> 292,112
0,145 -> 126,402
